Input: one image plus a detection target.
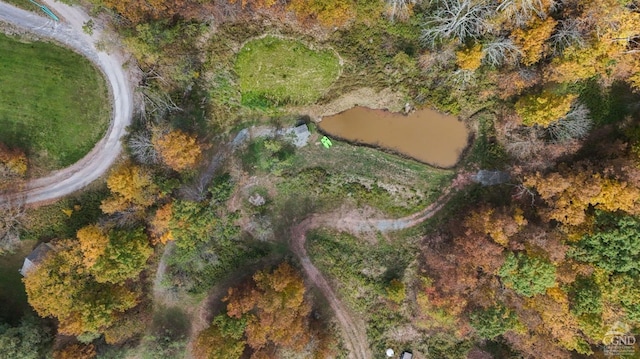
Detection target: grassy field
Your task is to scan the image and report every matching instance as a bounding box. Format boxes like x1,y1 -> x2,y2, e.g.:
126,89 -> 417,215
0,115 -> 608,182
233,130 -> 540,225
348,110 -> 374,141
234,36 -> 341,106
0,33 -> 110,172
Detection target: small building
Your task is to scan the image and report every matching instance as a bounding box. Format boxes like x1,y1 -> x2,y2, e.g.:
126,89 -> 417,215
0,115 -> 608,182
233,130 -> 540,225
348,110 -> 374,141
20,242 -> 55,276
400,351 -> 413,359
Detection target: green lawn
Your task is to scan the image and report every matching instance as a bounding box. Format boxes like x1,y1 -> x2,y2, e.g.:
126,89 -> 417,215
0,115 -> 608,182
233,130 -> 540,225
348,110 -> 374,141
234,36 -> 341,106
0,33 -> 110,172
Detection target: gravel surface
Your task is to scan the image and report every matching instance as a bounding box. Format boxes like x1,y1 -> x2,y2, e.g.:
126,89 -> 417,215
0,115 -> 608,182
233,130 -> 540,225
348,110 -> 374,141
0,1 -> 133,205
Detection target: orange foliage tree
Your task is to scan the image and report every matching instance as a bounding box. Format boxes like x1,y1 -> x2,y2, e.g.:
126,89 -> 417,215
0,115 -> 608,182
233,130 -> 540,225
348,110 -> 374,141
150,202 -> 174,244
53,343 -> 96,359
196,263 -> 314,358
152,130 -> 202,172
225,262 -> 311,355
287,0 -> 355,26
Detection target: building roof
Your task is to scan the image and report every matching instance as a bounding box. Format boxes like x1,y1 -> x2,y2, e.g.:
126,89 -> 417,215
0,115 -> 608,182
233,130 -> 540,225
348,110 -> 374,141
20,242 -> 54,276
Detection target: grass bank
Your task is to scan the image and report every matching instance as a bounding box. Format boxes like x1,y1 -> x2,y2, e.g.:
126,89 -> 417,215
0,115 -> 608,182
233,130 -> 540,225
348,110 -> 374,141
235,36 -> 341,106
0,33 -> 110,172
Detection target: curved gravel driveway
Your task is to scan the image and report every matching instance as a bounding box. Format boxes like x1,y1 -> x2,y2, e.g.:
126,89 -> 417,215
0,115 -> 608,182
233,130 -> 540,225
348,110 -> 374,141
0,1 -> 133,205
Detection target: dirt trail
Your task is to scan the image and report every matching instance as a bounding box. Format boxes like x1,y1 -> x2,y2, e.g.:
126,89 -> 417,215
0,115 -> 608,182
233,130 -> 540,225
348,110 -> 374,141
290,175 -> 469,359
0,1 -> 134,205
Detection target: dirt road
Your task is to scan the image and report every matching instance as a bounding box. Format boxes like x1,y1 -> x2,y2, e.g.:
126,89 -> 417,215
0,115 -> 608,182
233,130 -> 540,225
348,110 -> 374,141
290,177 -> 467,359
0,1 -> 133,205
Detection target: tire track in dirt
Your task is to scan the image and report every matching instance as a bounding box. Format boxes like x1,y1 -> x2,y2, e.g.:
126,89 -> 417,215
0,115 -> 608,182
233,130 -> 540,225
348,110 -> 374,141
290,178 -> 466,359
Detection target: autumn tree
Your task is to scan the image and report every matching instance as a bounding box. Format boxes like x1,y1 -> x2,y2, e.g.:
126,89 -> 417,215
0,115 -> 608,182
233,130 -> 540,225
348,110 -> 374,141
23,240 -> 140,335
515,90 -> 576,128
102,0 -> 186,24
194,314 -> 247,359
152,129 -> 202,172
223,262 -> 312,357
510,17 -> 556,66
89,227 -> 153,284
53,343 -> 96,359
456,43 -> 483,71
101,162 -> 160,215
150,202 -> 174,244
287,0 -> 355,26
524,162 -> 640,226
0,143 -> 27,188
76,224 -> 109,268
498,252 -> 556,297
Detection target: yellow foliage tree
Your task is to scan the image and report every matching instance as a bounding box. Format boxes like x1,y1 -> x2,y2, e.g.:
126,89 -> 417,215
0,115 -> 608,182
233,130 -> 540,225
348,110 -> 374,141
515,90 -> 576,127
23,240 -> 140,335
101,163 -> 159,214
152,130 -> 202,172
511,17 -> 557,66
545,0 -> 640,87
76,224 -> 109,268
524,163 -> 640,226
456,43 -> 483,71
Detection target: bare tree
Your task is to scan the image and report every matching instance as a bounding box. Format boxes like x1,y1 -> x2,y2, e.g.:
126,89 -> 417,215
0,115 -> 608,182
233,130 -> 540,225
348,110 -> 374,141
128,129 -> 160,165
0,197 -> 25,255
387,0 -> 418,21
139,85 -> 182,123
421,0 -> 491,46
496,0 -> 549,26
546,103 -> 592,142
482,38 -> 522,66
550,19 -> 586,55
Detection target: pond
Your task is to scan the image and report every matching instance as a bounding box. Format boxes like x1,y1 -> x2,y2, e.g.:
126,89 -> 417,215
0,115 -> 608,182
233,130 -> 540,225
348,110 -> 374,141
318,107 -> 469,168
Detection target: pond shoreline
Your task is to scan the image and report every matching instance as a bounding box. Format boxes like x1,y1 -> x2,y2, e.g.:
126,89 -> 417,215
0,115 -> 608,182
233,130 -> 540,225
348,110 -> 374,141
317,106 -> 471,169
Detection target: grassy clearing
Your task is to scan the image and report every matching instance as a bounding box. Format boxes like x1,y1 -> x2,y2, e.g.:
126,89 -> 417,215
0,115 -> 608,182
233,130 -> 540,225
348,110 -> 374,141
0,33 -> 110,172
20,183 -> 109,242
239,132 -> 453,217
234,36 -> 341,106
275,130 -> 454,216
307,228 -> 423,355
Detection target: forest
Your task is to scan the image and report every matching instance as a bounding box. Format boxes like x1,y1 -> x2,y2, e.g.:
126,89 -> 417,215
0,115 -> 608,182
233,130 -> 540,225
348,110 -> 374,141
1,0 -> 640,358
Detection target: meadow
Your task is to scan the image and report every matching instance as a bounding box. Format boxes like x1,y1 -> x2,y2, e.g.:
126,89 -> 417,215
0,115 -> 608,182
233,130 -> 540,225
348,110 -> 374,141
0,33 -> 110,172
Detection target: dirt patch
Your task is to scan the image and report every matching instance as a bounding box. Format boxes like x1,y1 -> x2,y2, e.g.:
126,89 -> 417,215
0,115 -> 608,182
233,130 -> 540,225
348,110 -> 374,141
292,87 -> 406,121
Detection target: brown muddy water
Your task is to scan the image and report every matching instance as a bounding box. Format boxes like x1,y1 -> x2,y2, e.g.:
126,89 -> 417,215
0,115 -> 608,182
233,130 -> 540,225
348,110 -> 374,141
318,106 -> 469,168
